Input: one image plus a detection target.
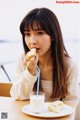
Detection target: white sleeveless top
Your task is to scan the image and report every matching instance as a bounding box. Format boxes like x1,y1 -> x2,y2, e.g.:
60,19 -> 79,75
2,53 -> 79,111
41,80 -> 61,102
41,80 -> 53,101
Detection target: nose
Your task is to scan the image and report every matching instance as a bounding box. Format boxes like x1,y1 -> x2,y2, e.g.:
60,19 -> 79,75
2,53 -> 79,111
31,35 -> 37,44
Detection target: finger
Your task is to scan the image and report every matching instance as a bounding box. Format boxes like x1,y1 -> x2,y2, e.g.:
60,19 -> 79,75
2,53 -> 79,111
23,53 -> 38,66
27,58 -> 36,69
31,55 -> 38,64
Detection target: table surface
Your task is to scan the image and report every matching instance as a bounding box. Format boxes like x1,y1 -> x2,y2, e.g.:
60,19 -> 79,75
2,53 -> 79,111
0,97 -> 75,120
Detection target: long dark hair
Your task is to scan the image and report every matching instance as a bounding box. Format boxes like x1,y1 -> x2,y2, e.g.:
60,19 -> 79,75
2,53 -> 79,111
20,8 -> 70,99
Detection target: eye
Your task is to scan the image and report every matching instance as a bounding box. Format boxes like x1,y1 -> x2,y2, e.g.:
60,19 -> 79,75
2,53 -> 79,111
37,31 -> 44,35
24,32 -> 30,37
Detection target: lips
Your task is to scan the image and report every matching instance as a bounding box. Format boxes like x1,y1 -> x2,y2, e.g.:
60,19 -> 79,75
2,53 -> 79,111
36,48 -> 40,52
36,48 -> 40,50
31,47 -> 40,53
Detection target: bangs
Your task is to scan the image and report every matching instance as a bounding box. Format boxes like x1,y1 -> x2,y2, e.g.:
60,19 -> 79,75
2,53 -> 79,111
20,10 -> 52,36
24,20 -> 43,31
24,16 -> 44,31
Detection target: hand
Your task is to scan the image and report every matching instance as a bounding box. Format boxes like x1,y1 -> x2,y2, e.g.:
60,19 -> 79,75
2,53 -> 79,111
23,53 -> 38,76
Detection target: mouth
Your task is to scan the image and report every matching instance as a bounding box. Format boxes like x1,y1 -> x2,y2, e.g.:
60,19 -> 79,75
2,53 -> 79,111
36,48 -> 40,50
36,48 -> 40,52
31,47 -> 40,53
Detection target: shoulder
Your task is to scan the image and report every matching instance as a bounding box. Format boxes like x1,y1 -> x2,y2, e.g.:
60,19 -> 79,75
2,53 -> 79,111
16,53 -> 26,70
66,57 -> 78,79
16,53 -> 25,63
17,53 -> 25,59
66,57 -> 77,70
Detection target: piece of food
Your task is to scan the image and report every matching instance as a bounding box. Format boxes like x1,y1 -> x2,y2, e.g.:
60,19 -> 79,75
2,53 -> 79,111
48,100 -> 64,113
26,48 -> 36,61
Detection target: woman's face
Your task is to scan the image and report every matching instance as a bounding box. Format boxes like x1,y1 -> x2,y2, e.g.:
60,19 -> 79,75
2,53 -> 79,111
24,26 -> 51,57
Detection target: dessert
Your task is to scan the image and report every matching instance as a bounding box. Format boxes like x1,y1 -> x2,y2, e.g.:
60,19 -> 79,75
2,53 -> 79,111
48,100 -> 64,113
26,48 -> 36,61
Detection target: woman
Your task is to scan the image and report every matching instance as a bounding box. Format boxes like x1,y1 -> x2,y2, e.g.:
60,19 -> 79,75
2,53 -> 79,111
10,8 -> 79,109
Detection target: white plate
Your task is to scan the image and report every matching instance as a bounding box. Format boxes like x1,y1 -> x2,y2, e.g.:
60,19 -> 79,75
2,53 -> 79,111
21,103 -> 74,118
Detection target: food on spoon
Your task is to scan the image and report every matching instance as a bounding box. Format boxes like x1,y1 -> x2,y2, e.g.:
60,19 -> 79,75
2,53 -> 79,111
48,100 -> 64,113
26,48 -> 36,61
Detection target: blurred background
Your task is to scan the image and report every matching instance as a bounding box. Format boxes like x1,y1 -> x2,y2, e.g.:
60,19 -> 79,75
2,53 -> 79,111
0,0 -> 80,83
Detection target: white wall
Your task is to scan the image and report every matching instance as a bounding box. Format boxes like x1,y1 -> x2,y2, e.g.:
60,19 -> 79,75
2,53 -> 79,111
0,0 -> 80,41
0,0 -> 80,82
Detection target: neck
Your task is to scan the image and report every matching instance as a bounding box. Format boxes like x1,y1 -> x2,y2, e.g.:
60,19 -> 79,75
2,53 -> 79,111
38,51 -> 53,68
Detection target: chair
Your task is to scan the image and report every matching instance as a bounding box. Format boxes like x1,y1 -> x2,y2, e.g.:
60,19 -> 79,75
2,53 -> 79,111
0,83 -> 12,97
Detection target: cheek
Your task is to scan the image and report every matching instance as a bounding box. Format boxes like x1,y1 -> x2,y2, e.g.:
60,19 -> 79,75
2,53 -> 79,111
42,38 -> 51,49
25,38 -> 30,47
45,41 -> 51,50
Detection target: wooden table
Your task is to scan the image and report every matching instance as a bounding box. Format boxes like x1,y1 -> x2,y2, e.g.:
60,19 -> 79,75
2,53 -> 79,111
0,97 -> 75,120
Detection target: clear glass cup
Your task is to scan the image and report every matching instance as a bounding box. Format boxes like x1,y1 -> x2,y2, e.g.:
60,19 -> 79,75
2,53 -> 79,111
29,91 -> 45,113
